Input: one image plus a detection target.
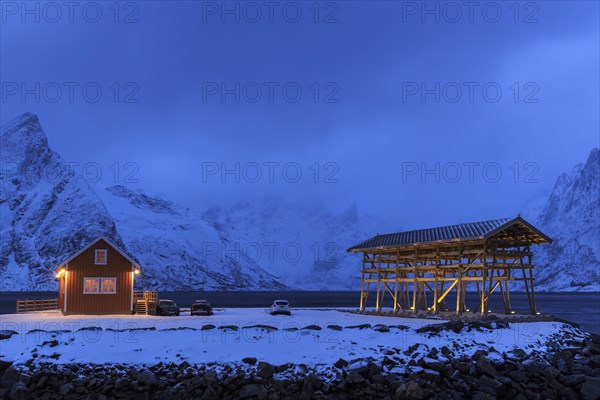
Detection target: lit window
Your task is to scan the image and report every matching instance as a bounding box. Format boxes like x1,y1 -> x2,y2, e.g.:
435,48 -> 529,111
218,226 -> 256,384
85,278 -> 99,293
101,278 -> 115,293
95,249 -> 107,265
84,278 -> 116,294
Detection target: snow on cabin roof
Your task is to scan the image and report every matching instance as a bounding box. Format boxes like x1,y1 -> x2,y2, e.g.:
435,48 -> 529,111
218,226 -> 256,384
347,216 -> 552,252
56,235 -> 142,269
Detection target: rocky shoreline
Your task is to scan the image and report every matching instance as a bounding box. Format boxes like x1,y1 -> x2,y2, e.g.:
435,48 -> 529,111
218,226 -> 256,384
1,321 -> 599,400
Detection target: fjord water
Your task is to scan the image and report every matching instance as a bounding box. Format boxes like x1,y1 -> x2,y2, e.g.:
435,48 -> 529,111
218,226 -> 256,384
1,291 -> 598,334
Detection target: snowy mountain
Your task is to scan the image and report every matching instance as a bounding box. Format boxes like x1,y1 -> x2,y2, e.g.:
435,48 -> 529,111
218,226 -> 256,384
203,199 -> 392,290
98,185 -> 285,290
0,113 -> 122,290
1,113 -> 597,292
531,148 -> 600,292
0,113 -> 383,291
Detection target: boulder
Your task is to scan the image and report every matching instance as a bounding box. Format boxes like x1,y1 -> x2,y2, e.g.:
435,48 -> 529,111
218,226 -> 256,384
59,383 -> 75,396
580,376 -> 600,400
9,382 -> 29,400
242,357 -> 257,365
345,371 -> 364,384
1,366 -> 19,389
476,356 -> 497,377
395,381 -> 424,400
0,361 -> 12,375
257,362 -> 275,379
137,370 -> 158,386
238,384 -> 267,399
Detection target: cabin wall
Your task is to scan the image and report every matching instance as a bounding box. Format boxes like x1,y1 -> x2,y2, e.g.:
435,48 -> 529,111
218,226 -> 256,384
65,239 -> 133,315
59,276 -> 64,311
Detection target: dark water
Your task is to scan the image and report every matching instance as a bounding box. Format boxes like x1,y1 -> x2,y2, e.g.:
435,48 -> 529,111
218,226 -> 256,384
1,291 -> 598,334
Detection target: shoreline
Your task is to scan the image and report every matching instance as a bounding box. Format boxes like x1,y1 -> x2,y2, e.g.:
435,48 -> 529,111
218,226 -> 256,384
1,324 -> 599,399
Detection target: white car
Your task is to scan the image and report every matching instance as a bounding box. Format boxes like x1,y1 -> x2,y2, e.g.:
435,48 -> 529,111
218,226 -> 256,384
270,300 -> 291,315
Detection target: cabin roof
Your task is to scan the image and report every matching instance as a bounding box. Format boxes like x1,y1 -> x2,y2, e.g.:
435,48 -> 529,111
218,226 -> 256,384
347,216 -> 552,252
56,236 -> 141,269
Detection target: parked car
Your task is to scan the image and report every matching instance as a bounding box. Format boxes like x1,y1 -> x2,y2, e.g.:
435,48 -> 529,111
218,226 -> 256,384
191,300 -> 213,316
270,300 -> 291,315
156,299 -> 180,316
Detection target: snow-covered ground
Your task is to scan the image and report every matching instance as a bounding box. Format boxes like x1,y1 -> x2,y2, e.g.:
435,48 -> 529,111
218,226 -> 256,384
0,308 -> 582,367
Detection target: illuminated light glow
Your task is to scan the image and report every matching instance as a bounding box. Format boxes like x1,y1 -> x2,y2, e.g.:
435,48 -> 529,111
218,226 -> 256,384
134,269 -> 140,275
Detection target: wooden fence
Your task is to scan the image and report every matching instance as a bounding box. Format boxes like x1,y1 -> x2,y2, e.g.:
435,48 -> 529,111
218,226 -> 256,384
16,298 -> 59,313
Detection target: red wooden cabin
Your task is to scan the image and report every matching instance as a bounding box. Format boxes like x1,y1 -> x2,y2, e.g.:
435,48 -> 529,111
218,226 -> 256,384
56,236 -> 141,315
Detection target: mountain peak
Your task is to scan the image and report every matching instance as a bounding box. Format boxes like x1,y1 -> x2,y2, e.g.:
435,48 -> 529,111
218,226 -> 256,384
1,112 -> 41,137
1,112 -> 59,189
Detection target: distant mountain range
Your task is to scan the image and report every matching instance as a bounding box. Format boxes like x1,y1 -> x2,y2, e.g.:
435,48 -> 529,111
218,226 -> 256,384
529,148 -> 599,291
1,113 -> 598,291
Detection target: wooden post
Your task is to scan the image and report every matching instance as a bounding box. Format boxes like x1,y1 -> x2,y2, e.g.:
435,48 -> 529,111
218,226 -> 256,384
375,258 -> 382,312
359,256 -> 365,312
481,244 -> 487,316
394,259 -> 399,313
456,267 -> 462,316
528,245 -> 537,315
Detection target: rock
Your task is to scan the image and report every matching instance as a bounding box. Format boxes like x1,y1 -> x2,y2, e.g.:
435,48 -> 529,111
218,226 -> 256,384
302,325 -> 321,331
450,370 -> 461,381
0,331 -> 18,340
17,374 -> 31,386
588,355 -> 600,368
242,357 -> 257,365
327,324 -> 343,331
201,385 -> 219,400
478,375 -> 503,395
559,373 -> 586,387
239,384 -> 267,399
201,324 -> 216,331
506,348 -> 527,361
423,360 -> 451,376
9,382 -> 28,400
257,362 -> 275,379
553,351 -> 574,373
347,360 -> 370,376
372,324 -> 390,333
276,363 -> 292,373
346,371 -> 364,384
473,349 -> 489,360
218,325 -> 239,331
345,324 -> 371,329
476,356 -> 497,377
395,381 -> 424,400
403,344 -> 420,356
115,377 -> 130,389
580,376 -> 600,400
416,321 -> 464,335
179,361 -> 190,370
1,366 -> 19,389
334,358 -> 348,369
0,361 -> 12,375
203,370 -> 218,383
242,324 -> 278,331
137,370 -> 158,386
59,383 -> 75,396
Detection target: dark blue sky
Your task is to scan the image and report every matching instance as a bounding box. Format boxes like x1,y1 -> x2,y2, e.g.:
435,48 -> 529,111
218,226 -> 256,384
1,1 -> 598,228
